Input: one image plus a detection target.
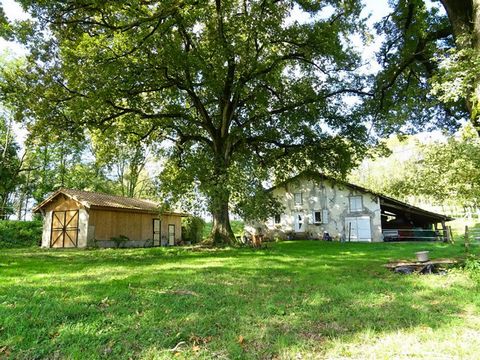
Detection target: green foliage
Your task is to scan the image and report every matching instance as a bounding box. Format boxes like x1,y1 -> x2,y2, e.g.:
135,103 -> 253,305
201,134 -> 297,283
0,220 -> 42,248
463,253 -> 480,282
90,129 -> 157,199
0,115 -> 23,219
2,0 -> 372,243
110,234 -> 129,249
464,254 -> 480,272
0,241 -> 478,358
203,220 -> 244,239
182,216 -> 206,244
350,125 -> 480,208
367,0 -> 461,134
431,41 -> 480,107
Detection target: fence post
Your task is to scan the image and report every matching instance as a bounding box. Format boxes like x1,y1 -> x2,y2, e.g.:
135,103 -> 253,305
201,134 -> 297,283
441,221 -> 448,242
465,225 -> 470,252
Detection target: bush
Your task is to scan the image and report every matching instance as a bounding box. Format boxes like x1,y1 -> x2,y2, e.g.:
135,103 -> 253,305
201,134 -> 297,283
462,254 -> 480,281
0,220 -> 43,248
110,235 -> 129,248
182,216 -> 206,244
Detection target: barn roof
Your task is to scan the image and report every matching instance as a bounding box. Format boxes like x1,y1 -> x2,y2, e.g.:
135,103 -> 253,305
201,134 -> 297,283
33,188 -> 186,216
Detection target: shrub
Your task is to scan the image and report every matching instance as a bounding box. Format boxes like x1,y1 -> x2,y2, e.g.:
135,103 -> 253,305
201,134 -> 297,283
463,254 -> 480,281
182,216 -> 206,244
110,235 -> 129,248
0,220 -> 43,248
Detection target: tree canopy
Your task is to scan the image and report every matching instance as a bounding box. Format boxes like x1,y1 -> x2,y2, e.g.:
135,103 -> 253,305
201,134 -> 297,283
1,0 -> 374,243
0,114 -> 22,219
350,124 -> 480,212
370,0 -> 480,134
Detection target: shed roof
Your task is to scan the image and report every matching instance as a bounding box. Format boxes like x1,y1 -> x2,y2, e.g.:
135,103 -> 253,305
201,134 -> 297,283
33,188 -> 187,216
271,171 -> 453,222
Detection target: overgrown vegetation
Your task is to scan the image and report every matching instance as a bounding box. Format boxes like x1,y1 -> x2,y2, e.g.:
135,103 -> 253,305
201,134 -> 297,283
0,220 -> 42,248
182,216 -> 206,244
1,239 -> 479,359
110,235 -> 130,249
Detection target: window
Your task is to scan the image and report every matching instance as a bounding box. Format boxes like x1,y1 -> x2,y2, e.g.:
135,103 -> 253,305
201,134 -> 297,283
274,214 -> 281,224
349,196 -> 363,212
294,192 -> 303,205
313,211 -> 322,224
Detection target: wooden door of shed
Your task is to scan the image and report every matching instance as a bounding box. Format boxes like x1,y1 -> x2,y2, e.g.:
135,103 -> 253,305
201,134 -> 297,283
51,210 -> 79,248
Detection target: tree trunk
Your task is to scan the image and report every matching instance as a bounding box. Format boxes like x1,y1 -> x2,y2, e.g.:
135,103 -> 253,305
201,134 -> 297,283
211,197 -> 236,245
209,155 -> 236,245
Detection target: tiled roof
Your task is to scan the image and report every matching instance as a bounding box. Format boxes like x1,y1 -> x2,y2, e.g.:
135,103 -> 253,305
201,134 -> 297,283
33,188 -> 160,213
61,188 -> 159,211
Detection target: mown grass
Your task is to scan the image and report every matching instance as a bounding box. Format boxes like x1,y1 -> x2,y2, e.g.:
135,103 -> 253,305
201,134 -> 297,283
0,239 -> 479,359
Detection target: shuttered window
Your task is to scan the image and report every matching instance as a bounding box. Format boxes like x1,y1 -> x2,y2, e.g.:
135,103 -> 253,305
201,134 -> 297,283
349,196 -> 363,212
294,192 -> 303,205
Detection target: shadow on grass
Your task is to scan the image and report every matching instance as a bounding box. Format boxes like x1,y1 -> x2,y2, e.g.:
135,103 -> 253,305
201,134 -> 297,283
0,241 -> 476,359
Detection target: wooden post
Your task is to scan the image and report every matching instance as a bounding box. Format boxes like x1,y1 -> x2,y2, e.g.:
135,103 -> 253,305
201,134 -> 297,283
465,225 -> 470,252
448,226 -> 454,244
348,222 -> 351,242
441,221 -> 449,243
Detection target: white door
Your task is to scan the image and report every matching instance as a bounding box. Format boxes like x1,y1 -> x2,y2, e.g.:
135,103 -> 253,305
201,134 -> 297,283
168,224 -> 175,246
357,217 -> 372,241
294,213 -> 304,232
345,216 -> 371,242
153,219 -> 161,246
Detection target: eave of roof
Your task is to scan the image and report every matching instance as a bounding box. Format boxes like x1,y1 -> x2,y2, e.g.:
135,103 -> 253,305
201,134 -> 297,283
269,170 -> 453,222
33,188 -> 188,216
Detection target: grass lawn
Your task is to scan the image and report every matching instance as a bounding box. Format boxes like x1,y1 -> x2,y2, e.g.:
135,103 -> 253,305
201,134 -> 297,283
1,240 -> 479,359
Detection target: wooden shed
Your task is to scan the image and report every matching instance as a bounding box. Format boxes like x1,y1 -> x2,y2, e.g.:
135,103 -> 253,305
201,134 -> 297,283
33,189 -> 187,248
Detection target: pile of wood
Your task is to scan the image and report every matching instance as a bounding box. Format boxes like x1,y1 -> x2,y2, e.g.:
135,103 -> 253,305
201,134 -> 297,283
385,258 -> 457,274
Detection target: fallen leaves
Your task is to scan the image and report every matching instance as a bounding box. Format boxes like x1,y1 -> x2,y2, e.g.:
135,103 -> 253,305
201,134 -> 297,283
0,346 -> 11,359
169,290 -> 199,297
169,335 -> 213,356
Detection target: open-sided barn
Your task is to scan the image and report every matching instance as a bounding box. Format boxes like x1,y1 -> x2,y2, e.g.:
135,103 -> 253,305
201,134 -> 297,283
33,189 -> 187,248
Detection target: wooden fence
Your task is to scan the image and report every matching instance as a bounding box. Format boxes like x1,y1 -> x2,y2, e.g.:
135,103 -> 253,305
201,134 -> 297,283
464,226 -> 480,251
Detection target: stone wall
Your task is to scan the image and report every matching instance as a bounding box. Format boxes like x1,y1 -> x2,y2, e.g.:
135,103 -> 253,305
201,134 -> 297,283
246,178 -> 383,242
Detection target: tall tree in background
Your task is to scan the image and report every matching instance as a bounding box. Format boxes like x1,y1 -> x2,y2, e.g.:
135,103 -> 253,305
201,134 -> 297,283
2,1 -> 372,244
0,114 -> 23,219
372,0 -> 480,134
91,129 -> 156,199
350,124 -> 480,212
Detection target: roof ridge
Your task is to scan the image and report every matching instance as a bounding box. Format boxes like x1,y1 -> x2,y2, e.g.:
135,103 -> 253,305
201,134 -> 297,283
60,188 -> 157,204
271,170 -> 453,221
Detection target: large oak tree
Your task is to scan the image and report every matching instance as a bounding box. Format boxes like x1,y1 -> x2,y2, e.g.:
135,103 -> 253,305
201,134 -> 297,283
371,0 -> 480,134
1,0 -> 372,244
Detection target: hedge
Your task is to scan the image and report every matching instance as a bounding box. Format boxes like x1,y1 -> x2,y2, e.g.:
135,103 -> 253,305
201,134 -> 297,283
0,220 -> 42,248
